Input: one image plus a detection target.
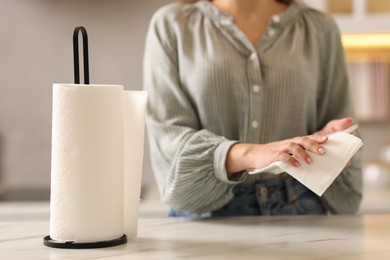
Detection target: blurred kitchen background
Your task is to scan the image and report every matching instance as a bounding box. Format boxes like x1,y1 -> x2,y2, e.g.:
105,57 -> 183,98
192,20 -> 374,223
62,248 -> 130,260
0,0 -> 389,213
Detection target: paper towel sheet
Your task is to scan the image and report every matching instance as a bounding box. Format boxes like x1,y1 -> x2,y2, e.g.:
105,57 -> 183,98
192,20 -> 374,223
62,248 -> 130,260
247,132 -> 363,196
123,91 -> 147,240
50,84 -> 146,243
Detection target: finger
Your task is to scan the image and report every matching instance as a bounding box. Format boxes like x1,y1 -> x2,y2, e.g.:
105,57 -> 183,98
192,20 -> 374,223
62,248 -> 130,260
339,117 -> 353,129
327,117 -> 353,133
292,136 -> 327,156
309,134 -> 328,144
284,142 -> 313,165
277,152 -> 301,167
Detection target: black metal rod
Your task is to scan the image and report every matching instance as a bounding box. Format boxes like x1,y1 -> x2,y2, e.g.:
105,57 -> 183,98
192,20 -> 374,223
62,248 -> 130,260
73,26 -> 89,84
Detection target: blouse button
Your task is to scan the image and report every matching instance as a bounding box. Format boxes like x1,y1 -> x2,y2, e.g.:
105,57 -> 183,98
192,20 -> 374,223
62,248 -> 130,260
251,120 -> 259,129
220,19 -> 232,26
272,15 -> 281,23
249,52 -> 257,61
268,29 -> 276,37
252,85 -> 261,93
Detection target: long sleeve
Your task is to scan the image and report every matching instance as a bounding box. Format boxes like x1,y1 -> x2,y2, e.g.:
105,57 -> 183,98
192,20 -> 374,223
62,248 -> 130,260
316,17 -> 363,213
143,6 -> 241,213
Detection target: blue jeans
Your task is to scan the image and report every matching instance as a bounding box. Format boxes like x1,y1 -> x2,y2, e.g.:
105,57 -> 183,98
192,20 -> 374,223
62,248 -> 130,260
169,175 -> 326,217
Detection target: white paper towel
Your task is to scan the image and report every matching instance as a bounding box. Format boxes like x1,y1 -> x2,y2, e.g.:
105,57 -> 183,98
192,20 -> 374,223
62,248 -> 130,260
247,132 -> 363,196
123,91 -> 147,240
50,84 -> 146,243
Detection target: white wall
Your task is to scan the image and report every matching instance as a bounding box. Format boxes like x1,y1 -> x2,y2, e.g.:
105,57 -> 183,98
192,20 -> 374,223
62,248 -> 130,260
0,0 -> 171,190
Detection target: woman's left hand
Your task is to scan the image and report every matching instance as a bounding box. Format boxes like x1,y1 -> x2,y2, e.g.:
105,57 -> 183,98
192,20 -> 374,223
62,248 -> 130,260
314,117 -> 354,136
314,117 -> 355,168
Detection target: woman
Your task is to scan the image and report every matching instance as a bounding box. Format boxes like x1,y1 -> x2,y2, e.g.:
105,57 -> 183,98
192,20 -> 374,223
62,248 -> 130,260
143,0 -> 362,217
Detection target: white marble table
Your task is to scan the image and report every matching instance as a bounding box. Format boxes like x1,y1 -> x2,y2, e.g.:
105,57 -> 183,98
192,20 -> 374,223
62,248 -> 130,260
1,202 -> 390,259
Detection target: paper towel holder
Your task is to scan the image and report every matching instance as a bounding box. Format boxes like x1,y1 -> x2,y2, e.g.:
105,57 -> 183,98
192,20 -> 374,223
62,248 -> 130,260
43,26 -> 127,249
43,235 -> 127,249
73,26 -> 89,84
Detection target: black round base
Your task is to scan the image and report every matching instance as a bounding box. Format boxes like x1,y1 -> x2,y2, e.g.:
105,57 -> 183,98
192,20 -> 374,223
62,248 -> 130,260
43,234 -> 127,249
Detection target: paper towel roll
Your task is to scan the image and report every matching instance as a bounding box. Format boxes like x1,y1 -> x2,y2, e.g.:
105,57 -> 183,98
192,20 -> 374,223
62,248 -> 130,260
123,91 -> 147,240
50,84 -> 126,243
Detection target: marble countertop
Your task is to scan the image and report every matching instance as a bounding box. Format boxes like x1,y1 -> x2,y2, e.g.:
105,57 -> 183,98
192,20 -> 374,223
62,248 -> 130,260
1,202 -> 390,259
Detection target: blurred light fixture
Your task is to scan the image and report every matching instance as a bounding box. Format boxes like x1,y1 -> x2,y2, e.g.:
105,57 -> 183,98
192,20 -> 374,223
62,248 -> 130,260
342,33 -> 390,49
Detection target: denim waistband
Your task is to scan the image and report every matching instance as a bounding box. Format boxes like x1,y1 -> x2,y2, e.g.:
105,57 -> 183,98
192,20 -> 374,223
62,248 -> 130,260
169,174 -> 326,218
212,175 -> 326,217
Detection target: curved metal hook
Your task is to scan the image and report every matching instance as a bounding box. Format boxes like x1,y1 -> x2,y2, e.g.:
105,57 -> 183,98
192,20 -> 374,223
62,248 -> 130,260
73,26 -> 89,84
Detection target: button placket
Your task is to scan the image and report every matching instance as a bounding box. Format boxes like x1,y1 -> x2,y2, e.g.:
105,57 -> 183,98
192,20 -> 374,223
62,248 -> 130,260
246,50 -> 262,141
267,15 -> 280,39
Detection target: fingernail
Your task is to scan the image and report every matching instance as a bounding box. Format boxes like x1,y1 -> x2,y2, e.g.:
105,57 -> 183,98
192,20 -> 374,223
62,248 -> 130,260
294,161 -> 301,167
321,136 -> 327,140
307,157 -> 313,164
318,147 -> 326,154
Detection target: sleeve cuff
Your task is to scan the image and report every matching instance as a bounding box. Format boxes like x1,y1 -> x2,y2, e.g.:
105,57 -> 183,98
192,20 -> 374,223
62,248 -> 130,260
214,140 -> 247,184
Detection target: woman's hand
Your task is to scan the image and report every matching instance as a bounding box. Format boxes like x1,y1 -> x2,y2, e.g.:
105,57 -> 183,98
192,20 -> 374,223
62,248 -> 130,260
226,135 -> 328,175
226,117 -> 356,176
314,117 -> 354,136
314,117 -> 356,169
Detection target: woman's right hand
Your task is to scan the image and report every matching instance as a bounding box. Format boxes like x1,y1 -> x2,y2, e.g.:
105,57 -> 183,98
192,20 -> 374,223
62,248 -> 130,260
226,135 -> 328,176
